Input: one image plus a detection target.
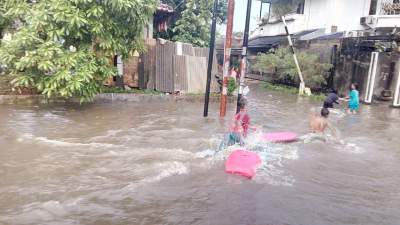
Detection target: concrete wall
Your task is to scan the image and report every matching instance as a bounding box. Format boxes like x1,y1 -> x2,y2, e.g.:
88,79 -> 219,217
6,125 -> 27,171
304,0 -> 331,32
252,14 -> 308,37
330,0 -> 371,32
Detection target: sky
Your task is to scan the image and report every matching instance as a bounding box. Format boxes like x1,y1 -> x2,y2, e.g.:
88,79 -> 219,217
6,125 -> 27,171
218,0 -> 269,34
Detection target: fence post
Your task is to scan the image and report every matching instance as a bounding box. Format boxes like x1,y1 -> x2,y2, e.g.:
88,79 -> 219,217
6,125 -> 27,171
365,52 -> 379,104
393,59 -> 400,107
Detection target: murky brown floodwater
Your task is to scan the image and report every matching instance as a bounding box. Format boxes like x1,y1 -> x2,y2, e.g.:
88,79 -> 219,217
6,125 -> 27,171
0,83 -> 399,225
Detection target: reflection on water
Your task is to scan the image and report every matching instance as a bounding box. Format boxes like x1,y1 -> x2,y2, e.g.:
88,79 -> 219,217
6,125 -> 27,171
1,83 -> 400,225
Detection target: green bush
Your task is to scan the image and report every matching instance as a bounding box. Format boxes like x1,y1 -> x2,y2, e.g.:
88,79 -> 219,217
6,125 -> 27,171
253,47 -> 333,90
227,77 -> 237,96
262,82 -> 326,101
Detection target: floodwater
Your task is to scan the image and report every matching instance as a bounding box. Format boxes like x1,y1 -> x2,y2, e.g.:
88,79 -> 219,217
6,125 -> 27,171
0,83 -> 399,225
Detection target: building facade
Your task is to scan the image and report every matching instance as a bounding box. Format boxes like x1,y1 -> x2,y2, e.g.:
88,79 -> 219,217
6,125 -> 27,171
249,0 -> 400,107
252,0 -> 400,38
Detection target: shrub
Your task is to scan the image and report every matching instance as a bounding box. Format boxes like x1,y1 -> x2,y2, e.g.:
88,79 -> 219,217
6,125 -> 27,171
227,77 -> 237,96
253,47 -> 333,90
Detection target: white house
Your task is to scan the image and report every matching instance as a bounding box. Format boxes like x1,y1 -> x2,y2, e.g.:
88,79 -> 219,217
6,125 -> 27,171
251,0 -> 400,38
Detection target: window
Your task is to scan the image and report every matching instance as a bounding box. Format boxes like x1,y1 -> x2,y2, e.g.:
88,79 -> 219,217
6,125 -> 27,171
331,26 -> 338,33
296,0 -> 305,14
369,0 -> 378,15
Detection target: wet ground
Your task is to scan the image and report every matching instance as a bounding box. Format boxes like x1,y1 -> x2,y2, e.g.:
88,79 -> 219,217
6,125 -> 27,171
0,83 -> 399,225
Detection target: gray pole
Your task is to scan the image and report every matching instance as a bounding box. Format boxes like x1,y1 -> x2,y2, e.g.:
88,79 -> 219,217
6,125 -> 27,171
204,0 -> 218,117
236,0 -> 252,113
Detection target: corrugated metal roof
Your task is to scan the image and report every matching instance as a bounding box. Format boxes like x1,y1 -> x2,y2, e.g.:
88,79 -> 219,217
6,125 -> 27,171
312,32 -> 344,41
247,29 -> 327,48
248,35 -> 287,48
157,3 -> 174,13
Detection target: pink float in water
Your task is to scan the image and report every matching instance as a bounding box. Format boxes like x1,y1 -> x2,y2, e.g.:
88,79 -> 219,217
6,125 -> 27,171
225,150 -> 261,179
262,132 -> 298,143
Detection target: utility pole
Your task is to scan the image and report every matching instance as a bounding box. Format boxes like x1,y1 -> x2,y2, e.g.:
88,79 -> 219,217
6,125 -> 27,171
282,16 -> 306,95
220,0 -> 235,117
236,0 -> 252,113
203,0 -> 219,117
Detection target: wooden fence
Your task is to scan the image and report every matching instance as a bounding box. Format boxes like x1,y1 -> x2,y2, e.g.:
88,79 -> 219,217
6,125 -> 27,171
123,38 -> 219,93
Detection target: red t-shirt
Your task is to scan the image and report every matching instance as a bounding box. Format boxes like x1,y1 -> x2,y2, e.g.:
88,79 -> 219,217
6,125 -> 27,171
230,112 -> 250,136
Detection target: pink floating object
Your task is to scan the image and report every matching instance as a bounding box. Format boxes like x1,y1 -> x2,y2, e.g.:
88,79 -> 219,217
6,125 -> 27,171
262,132 -> 298,143
225,150 -> 261,179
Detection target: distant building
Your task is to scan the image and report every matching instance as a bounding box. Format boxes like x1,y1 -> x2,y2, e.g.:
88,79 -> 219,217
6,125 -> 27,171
144,3 -> 174,39
252,0 -> 400,39
248,0 -> 400,107
113,3 -> 175,88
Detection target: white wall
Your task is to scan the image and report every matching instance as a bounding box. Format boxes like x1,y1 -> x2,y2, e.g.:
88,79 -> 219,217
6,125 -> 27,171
304,0 -> 371,33
304,0 -> 330,32
253,14 -> 308,37
330,0 -> 371,32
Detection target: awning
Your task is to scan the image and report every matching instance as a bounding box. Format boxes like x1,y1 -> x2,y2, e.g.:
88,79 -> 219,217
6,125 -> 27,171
248,29 -> 321,49
248,35 -> 287,49
312,32 -> 344,41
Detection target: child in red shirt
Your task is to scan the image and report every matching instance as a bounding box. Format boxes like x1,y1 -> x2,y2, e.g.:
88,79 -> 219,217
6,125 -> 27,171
226,98 -> 251,146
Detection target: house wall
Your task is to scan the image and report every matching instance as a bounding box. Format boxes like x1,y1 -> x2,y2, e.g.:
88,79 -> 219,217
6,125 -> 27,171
252,0 -> 372,38
328,0 -> 371,32
303,0 -> 331,32
253,14 -> 308,37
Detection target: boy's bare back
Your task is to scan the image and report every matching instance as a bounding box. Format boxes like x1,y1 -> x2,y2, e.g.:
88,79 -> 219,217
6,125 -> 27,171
310,115 -> 328,133
310,108 -> 330,133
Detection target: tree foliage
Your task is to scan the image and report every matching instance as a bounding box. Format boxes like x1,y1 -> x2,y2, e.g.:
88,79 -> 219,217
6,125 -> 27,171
253,47 -> 333,89
159,0 -> 227,47
0,0 -> 156,101
0,1 -> 10,40
271,0 -> 302,18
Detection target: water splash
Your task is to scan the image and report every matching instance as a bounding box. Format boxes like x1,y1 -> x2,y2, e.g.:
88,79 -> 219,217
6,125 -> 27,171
198,131 -> 298,186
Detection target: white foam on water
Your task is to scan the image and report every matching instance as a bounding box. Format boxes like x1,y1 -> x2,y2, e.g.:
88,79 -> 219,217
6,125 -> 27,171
311,106 -> 347,119
195,149 -> 215,158
0,200 -> 70,225
100,147 -> 195,162
87,161 -> 189,202
141,161 -> 189,183
88,129 -> 124,141
254,143 -> 298,186
337,142 -> 365,154
300,133 -> 328,144
21,134 -> 121,149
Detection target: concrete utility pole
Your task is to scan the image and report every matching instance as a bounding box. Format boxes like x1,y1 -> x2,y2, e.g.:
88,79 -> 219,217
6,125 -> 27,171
236,0 -> 252,113
282,16 -> 307,95
220,0 -> 235,117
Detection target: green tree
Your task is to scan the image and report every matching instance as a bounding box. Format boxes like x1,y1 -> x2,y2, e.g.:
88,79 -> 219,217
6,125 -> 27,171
0,0 -> 156,101
159,0 -> 227,47
0,1 -> 10,40
253,47 -> 333,89
270,0 -> 302,18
